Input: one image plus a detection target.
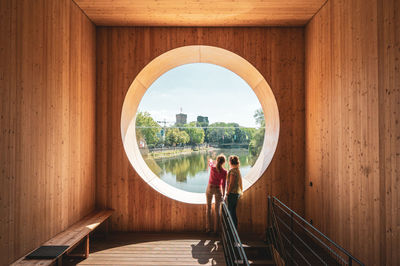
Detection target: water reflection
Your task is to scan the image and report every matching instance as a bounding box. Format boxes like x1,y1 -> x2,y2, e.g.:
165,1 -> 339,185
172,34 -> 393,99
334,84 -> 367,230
143,148 -> 255,193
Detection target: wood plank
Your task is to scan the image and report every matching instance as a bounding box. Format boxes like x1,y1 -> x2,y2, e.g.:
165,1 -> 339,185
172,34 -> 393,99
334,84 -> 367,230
0,0 -> 97,265
73,0 -> 327,26
64,233 -> 226,266
305,0 -> 400,264
378,0 -> 400,265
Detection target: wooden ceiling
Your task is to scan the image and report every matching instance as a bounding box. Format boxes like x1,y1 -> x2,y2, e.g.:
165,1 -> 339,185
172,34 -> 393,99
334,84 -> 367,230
73,0 -> 327,26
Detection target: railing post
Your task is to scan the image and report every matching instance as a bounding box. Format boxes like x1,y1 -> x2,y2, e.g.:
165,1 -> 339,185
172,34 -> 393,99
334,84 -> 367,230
290,211 -> 294,266
220,202 -> 249,266
349,257 -> 353,266
267,197 -> 271,227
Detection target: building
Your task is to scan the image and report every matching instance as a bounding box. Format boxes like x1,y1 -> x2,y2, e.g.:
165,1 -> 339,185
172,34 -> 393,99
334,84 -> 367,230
176,113 -> 187,124
196,116 -> 209,125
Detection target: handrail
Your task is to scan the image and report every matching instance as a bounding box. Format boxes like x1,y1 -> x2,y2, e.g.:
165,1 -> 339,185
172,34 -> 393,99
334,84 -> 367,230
267,196 -> 288,263
220,202 -> 249,266
269,196 -> 364,266
280,233 -> 311,266
276,215 -> 328,265
273,202 -> 347,265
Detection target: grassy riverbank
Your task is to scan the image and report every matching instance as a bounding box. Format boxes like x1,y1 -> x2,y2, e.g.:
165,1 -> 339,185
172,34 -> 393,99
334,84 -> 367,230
149,146 -> 211,159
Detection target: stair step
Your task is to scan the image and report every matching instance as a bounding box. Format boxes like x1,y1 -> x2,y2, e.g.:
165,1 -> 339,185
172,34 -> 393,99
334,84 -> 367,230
240,237 -> 276,265
242,243 -> 270,248
248,259 -> 276,265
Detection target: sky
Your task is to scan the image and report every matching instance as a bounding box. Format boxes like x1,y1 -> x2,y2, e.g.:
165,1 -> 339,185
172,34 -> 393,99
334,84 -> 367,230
137,63 -> 262,128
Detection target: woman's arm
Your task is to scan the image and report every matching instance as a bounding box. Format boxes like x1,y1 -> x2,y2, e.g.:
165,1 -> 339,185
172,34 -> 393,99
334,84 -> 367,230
222,172 -> 227,197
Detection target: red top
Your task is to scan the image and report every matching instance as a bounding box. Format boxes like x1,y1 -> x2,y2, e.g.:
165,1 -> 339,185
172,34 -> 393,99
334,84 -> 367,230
208,160 -> 227,192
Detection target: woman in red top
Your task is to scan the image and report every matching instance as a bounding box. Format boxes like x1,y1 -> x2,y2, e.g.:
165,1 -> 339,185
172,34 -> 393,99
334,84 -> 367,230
206,154 -> 227,233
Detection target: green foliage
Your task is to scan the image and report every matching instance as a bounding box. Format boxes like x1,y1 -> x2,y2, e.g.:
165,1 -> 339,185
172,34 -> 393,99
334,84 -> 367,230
249,108 -> 265,157
135,111 -> 161,145
207,122 -> 235,143
178,130 -> 190,144
165,128 -> 190,146
183,122 -> 205,145
196,121 -> 209,142
240,127 -> 256,143
165,128 -> 179,146
254,108 -> 265,127
206,122 -> 256,144
249,129 -> 265,156
136,111 -> 264,152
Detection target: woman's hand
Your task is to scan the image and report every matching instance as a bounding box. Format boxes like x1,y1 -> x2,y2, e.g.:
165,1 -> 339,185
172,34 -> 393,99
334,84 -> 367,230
208,158 -> 214,169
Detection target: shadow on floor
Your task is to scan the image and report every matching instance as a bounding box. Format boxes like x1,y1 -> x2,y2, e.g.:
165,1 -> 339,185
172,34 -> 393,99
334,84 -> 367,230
63,232 -> 226,265
191,239 -> 225,265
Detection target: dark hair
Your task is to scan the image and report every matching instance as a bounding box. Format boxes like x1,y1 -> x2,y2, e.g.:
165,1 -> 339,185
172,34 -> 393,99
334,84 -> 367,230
216,154 -> 226,171
229,155 -> 240,166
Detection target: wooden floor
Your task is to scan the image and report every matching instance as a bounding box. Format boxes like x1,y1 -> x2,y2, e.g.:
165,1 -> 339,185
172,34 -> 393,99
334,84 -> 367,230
64,233 -> 226,265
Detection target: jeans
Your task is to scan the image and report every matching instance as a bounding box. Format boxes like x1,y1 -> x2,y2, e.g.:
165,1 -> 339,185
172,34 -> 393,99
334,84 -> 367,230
227,193 -> 240,229
206,184 -> 223,232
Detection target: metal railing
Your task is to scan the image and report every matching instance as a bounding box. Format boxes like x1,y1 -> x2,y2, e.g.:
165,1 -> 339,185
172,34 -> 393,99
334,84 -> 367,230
267,196 -> 288,264
220,202 -> 249,266
268,196 -> 364,266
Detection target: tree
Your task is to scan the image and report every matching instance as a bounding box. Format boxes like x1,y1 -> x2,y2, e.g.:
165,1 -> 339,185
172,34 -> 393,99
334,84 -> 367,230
249,109 -> 265,157
165,128 -> 189,146
165,128 -> 179,146
242,127 -> 256,142
254,108 -> 265,127
207,122 -> 235,144
178,130 -> 190,145
183,122 -> 205,145
135,111 -> 160,146
196,117 -> 209,142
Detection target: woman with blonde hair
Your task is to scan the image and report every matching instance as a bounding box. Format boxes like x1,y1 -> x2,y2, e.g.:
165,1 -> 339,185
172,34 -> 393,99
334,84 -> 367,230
206,154 -> 227,233
226,155 -> 243,229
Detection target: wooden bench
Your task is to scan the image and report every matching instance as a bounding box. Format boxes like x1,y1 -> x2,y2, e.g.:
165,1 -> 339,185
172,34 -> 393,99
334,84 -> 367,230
12,209 -> 114,266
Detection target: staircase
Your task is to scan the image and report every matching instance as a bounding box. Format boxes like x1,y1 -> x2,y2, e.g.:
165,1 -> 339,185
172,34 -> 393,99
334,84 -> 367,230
220,197 -> 364,266
221,202 -> 279,266
241,241 -> 276,265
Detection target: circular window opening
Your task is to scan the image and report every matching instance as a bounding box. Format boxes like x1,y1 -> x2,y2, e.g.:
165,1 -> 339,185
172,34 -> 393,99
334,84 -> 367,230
136,63 -> 264,193
121,46 -> 279,204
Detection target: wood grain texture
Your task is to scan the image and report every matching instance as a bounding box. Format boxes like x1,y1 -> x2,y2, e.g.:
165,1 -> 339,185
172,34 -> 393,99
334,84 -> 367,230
73,0 -> 327,26
96,27 -> 305,234
65,233 -> 226,265
378,1 -> 400,264
12,210 -> 113,266
305,0 -> 400,265
0,0 -> 96,265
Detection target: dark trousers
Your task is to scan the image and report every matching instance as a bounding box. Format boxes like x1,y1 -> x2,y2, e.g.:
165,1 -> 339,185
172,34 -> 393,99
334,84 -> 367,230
227,193 -> 240,229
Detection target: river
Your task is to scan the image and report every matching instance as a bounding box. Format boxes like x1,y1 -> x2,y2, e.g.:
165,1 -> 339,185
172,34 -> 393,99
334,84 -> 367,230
143,148 -> 255,193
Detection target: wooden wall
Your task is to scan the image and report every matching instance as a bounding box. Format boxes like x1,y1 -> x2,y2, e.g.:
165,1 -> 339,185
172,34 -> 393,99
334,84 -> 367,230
0,0 -> 96,264
305,0 -> 399,265
96,27 -> 305,233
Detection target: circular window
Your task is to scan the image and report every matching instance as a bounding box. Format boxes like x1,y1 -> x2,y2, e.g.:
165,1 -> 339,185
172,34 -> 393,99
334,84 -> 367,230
121,45 -> 279,204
